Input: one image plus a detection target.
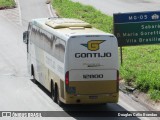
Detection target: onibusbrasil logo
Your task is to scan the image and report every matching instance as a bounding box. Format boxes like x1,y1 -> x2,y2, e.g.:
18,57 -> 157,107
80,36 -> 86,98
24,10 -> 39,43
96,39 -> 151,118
81,40 -> 105,51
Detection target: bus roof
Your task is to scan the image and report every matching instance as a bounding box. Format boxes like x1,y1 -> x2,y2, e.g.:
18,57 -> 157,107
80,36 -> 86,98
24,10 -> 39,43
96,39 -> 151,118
31,18 -> 114,41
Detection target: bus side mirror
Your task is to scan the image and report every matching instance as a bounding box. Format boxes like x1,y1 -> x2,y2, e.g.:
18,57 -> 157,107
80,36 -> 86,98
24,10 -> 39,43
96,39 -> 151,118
23,31 -> 29,44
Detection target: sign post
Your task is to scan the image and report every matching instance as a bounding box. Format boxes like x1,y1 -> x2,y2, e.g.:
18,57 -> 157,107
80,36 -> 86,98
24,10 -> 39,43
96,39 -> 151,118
120,47 -> 123,65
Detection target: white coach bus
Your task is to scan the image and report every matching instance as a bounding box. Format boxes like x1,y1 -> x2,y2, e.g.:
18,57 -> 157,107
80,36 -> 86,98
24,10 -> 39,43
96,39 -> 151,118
23,18 -> 119,105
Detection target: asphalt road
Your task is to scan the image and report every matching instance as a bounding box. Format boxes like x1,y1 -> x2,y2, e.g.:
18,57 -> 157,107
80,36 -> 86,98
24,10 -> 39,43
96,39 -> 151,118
19,0 -> 51,29
0,0 -> 159,120
72,0 -> 160,15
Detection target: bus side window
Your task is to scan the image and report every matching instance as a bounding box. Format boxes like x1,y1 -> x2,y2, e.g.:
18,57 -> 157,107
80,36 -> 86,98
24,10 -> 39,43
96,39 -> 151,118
43,30 -> 52,54
53,37 -> 60,60
59,40 -> 66,63
31,25 -> 44,50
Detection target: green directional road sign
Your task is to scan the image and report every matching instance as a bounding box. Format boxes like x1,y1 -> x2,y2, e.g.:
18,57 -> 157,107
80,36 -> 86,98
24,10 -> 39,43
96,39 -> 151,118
114,11 -> 160,46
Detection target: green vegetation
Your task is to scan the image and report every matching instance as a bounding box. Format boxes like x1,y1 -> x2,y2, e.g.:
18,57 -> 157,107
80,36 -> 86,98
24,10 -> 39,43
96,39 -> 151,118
52,0 -> 160,101
52,0 -> 113,33
121,45 -> 160,101
0,0 -> 15,8
149,89 -> 160,102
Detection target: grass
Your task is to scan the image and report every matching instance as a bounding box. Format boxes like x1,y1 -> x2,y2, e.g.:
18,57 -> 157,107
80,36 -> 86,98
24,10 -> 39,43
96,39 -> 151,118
121,45 -> 160,101
52,0 -> 113,33
52,0 -> 160,101
149,89 -> 160,102
0,0 -> 15,8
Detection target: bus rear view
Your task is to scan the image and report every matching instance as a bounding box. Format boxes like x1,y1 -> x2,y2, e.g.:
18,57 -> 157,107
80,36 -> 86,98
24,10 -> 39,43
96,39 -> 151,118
23,18 -> 119,105
65,35 -> 119,104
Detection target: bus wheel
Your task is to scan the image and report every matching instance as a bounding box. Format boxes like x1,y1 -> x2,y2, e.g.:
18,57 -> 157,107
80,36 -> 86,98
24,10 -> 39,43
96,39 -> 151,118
54,85 -> 63,106
51,81 -> 55,101
31,65 -> 36,83
99,103 -> 106,106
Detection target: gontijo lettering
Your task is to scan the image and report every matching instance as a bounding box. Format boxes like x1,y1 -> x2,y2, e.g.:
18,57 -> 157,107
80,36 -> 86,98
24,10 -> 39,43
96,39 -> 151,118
75,52 -> 111,58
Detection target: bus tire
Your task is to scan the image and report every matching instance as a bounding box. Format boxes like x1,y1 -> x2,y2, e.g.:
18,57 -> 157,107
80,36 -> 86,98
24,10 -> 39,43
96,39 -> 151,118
54,84 -> 63,106
99,103 -> 106,106
51,81 -> 55,101
31,65 -> 36,83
